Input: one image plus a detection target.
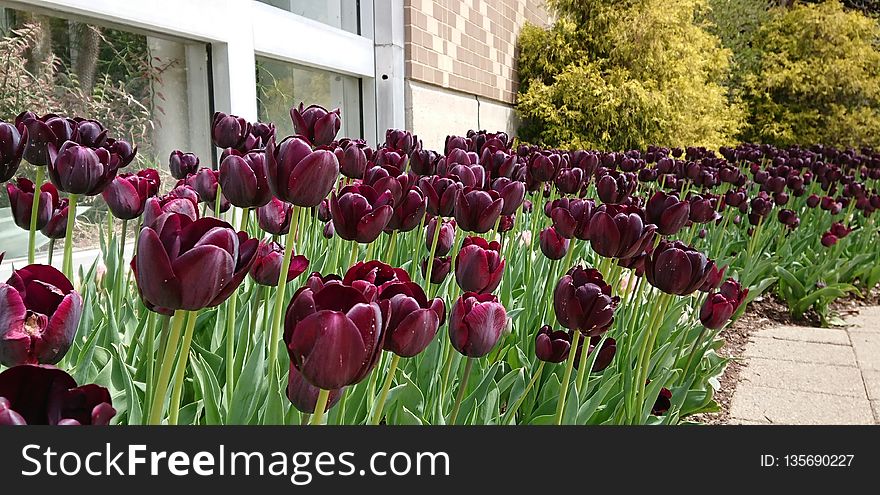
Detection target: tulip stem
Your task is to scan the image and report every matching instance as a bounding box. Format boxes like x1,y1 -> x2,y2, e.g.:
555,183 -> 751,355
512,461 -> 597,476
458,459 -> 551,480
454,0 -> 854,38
214,184 -> 223,218
437,342 -> 456,416
168,310 -> 199,425
268,208 -> 300,401
449,357 -> 474,425
141,311 -> 157,423
27,166 -> 45,264
348,241 -> 359,268
224,209 -> 250,401
554,329 -> 581,425
47,238 -> 55,266
114,219 -> 127,321
370,353 -> 401,425
147,310 -> 187,425
62,194 -> 78,280
424,218 -> 442,295
633,292 -> 673,423
310,389 -> 331,425
505,361 -> 544,425
385,230 -> 397,263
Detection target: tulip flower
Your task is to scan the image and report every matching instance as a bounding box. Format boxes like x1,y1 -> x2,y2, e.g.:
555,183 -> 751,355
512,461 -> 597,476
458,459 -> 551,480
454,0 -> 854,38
421,256 -> 451,284
329,183 -> 394,244
285,283 -> 385,389
133,214 -> 259,311
290,103 -> 341,146
830,222 -> 852,238
651,387 -> 672,416
219,150 -> 272,208
323,221 -> 335,239
286,364 -> 344,414
700,264 -> 728,292
555,167 -> 585,195
821,232 -> 838,247
527,152 -> 562,182
0,121 -> 26,181
550,198 -> 595,240
646,191 -> 690,236
645,240 -> 715,296
343,260 -> 410,295
535,325 -> 571,363
454,187 -> 504,233
102,171 -> 157,220
104,138 -> 137,168
806,194 -> 820,208
267,135 -> 340,207
410,149 -> 439,176
455,236 -> 505,293
700,279 -> 748,329
777,209 -> 799,228
40,197 -> 69,240
420,176 -> 460,217
72,118 -> 107,148
258,198 -> 294,235
688,194 -> 720,224
553,266 -> 619,336
448,292 -> 507,358
425,217 -> 456,256
142,186 -> 200,228
5,178 -> 55,230
211,112 -> 250,150
15,112 -> 74,167
168,150 -> 200,180
380,282 -> 445,357
0,365 -> 115,425
48,141 -> 120,195
186,167 -> 230,213
491,177 -> 526,216
384,185 -> 426,233
540,226 -> 569,260
588,204 -> 656,259
249,241 -> 310,286
596,171 -> 636,204
572,335 -> 616,372
336,139 -> 369,179
0,264 -> 82,366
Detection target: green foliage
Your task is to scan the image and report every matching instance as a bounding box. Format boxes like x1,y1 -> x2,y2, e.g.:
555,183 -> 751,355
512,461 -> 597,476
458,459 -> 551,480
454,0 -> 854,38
516,0 -> 745,151
739,1 -> 880,147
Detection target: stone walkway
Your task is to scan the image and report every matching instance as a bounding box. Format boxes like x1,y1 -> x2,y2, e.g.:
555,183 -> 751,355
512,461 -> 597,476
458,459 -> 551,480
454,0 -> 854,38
728,306 -> 880,424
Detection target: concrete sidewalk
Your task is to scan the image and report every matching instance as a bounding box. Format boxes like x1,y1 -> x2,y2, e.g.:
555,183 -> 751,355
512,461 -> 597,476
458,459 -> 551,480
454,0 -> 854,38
728,306 -> 880,425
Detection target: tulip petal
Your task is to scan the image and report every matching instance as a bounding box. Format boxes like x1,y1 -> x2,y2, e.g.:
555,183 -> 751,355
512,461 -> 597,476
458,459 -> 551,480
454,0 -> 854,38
135,228 -> 182,310
291,310 -> 367,389
171,245 -> 235,310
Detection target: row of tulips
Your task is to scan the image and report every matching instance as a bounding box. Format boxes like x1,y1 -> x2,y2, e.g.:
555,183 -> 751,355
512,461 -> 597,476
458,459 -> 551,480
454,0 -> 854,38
0,102 -> 878,425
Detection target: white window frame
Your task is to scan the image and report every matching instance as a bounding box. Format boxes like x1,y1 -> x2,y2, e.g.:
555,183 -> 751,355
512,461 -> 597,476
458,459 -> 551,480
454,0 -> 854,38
0,0 -> 405,145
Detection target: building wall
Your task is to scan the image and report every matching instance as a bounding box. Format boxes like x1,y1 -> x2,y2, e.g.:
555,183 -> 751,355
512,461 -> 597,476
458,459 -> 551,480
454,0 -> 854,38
403,0 -> 551,149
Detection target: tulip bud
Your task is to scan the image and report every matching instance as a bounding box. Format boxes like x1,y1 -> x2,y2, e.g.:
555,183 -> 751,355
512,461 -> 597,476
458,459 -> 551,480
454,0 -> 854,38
380,282 -> 445,357
652,387 -> 672,416
550,198 -> 595,240
645,191 -> 690,236
169,150 -> 200,180
5,178 -> 56,231
267,135 -> 340,207
455,236 -> 505,293
211,112 -> 250,149
0,265 -> 82,366
40,198 -> 69,239
15,113 -> 73,167
219,150 -> 272,208
572,335 -> 617,372
553,266 -> 619,336
186,167 -> 230,213
425,217 -> 456,256
596,171 -> 636,204
588,204 -> 656,259
249,241 -> 309,286
336,139 -> 369,179
699,278 -> 748,329
0,121 -> 26,182
421,256 -> 451,284
527,152 -> 562,182
102,172 -> 155,220
449,292 -> 507,358
539,226 -> 569,260
534,325 -> 570,363
420,176 -> 460,217
258,198 -> 294,235
290,103 -> 341,146
323,221 -> 335,239
645,240 -> 715,296
454,187 -> 504,233
330,183 -> 394,244
384,185 -> 426,233
48,141 -> 120,195
821,232 -> 838,247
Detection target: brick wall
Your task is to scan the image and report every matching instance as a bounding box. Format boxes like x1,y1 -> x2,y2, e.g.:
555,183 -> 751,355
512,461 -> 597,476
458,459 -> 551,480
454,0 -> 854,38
404,0 -> 551,105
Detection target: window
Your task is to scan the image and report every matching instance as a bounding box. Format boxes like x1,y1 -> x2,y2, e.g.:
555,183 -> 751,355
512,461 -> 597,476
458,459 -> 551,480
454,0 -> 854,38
256,0 -> 360,34
256,57 -> 363,140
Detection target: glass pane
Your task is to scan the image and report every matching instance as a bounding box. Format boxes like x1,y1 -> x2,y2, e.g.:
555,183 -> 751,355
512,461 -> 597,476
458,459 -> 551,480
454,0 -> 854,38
256,56 -> 362,140
0,7 -> 211,259
256,0 -> 359,34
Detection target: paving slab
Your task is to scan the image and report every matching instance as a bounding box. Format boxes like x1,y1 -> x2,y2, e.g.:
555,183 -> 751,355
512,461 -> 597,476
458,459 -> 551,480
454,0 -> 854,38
872,401 -> 880,423
846,307 -> 880,333
728,418 -> 771,425
862,370 -> 880,401
848,331 -> 880,371
754,325 -> 850,345
742,336 -> 858,367
739,357 -> 866,398
729,385 -> 874,425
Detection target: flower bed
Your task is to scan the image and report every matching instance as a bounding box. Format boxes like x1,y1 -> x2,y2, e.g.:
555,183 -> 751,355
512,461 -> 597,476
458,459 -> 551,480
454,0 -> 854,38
1,107 -> 878,425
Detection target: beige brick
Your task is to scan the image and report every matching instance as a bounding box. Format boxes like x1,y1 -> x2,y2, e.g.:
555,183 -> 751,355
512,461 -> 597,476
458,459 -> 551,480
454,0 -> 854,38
755,325 -> 851,345
740,357 -> 867,398
743,336 -> 858,366
729,385 -> 874,425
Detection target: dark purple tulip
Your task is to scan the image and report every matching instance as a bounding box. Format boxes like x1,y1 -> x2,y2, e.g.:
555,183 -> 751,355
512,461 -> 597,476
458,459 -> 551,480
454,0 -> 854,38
379,282 -> 445,357
540,226 -> 569,260
646,191 -> 690,236
454,187 -> 503,233
535,325 -> 571,363
420,176 -> 460,217
527,152 -> 562,182
425,217 -> 456,256
410,149 -> 439,176
104,138 -> 137,168
286,364 -> 344,414
186,168 -> 230,213
330,183 -> 394,244
211,112 -> 250,149
572,335 -> 617,372
290,103 -> 341,147
700,279 -> 748,329
645,240 -> 715,296
553,266 -> 618,336
445,135 -> 468,154
0,365 -> 115,425
455,236 -> 505,294
15,113 -> 73,167
421,256 -> 451,284
258,198 -> 294,235
343,260 -> 410,297
335,140 -> 369,179
0,121 -> 26,181
323,221 -> 335,239
821,232 -> 839,247
142,186 -> 200,228
72,118 -> 107,148
249,241 -> 309,286
449,292 -> 507,358
5,178 -> 55,230
133,215 -> 259,312
777,209 -> 799,228
596,171 -> 636,204
652,387 -> 672,416
491,177 -> 525,216
48,141 -> 120,195
700,264 -> 727,292
830,222 -> 852,238
385,129 -> 418,155
688,194 -> 720,224
285,283 -> 385,389
555,167 -> 585,195
588,204 -> 656,259
102,172 -> 156,220
384,185 -> 426,233
168,150 -> 200,180
806,194 -> 820,208
570,150 -> 599,177
550,198 -> 595,240
0,264 -> 82,366
219,150 -> 272,208
249,122 -> 276,149
267,135 -> 339,207
40,197 -> 69,239
317,199 -> 332,222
